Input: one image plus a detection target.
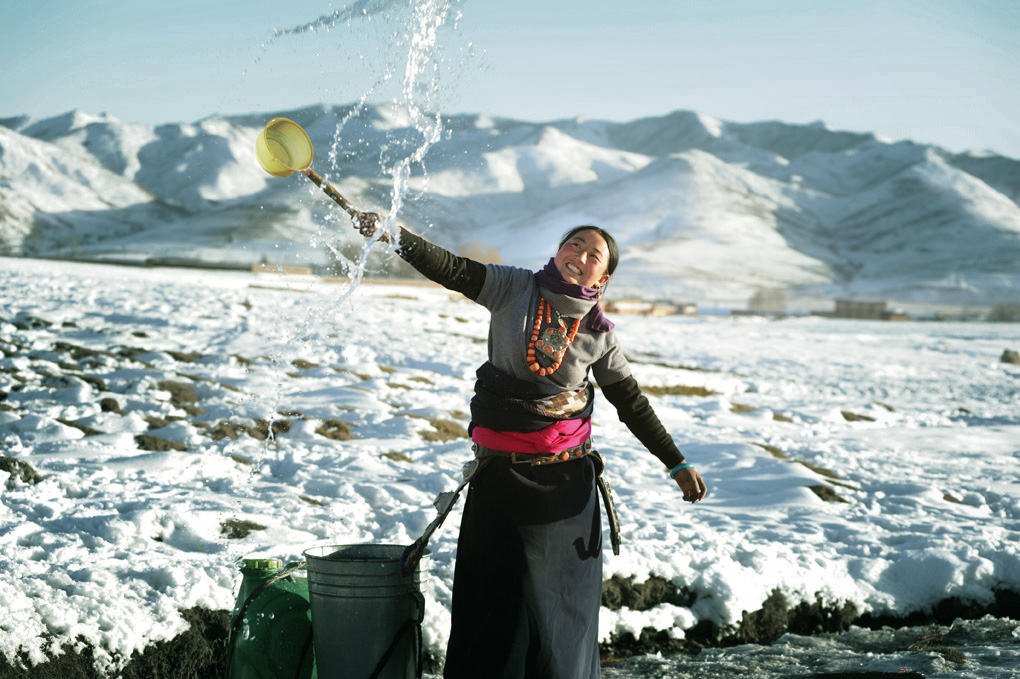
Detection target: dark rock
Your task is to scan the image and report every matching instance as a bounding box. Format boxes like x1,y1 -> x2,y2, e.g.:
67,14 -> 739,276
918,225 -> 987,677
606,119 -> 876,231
1001,349 -> 1020,365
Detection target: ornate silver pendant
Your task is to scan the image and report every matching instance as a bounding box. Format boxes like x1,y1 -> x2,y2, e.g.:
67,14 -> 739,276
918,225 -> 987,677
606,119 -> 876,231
536,324 -> 568,358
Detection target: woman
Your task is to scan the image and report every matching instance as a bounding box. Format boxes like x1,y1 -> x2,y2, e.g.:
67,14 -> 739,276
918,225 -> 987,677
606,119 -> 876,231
356,216 -> 707,679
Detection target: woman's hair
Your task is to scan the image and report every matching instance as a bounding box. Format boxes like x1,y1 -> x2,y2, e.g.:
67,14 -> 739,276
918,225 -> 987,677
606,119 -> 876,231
559,225 -> 619,277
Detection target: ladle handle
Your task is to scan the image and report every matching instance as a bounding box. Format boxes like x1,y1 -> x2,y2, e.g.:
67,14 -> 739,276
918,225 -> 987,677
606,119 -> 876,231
302,167 -> 388,241
303,168 -> 361,219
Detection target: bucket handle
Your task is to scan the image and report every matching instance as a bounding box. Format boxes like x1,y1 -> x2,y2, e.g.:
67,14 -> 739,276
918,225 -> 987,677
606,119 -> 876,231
367,591 -> 425,679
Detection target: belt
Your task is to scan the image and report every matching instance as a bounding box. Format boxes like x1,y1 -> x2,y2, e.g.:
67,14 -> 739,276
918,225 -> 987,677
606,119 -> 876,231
401,434 -> 625,575
471,439 -> 620,555
472,438 -> 594,466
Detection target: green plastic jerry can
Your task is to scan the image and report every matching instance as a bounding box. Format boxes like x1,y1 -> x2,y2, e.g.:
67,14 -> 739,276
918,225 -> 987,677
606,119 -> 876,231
227,558 -> 316,679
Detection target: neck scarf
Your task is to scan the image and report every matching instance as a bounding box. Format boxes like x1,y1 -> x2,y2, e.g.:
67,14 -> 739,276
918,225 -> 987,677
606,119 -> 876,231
534,258 -> 614,333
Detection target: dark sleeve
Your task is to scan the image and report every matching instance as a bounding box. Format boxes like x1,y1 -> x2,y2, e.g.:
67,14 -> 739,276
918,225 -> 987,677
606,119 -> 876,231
395,228 -> 486,301
601,375 -> 685,470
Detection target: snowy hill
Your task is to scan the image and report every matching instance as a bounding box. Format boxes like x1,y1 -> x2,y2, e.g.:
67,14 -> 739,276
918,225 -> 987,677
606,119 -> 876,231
2,104 -> 1020,307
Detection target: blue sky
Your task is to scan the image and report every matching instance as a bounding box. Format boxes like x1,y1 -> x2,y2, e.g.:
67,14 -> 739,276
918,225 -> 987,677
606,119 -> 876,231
3,0 -> 1019,157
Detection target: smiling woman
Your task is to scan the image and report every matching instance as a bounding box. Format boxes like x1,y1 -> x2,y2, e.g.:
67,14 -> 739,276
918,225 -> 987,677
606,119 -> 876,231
353,216 -> 707,678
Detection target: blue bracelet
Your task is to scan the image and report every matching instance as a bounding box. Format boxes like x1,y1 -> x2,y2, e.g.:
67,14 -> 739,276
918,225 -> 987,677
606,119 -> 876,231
669,462 -> 694,478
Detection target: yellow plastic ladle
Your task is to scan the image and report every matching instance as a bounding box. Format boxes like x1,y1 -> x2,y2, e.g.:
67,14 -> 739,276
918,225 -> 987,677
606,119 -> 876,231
255,117 -> 365,221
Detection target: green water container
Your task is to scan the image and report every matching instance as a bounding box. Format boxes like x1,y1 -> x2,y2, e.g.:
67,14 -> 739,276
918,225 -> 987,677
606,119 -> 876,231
227,558 -> 316,679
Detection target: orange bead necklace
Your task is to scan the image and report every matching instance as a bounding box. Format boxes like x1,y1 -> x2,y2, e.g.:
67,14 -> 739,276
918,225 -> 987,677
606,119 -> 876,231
527,297 -> 582,376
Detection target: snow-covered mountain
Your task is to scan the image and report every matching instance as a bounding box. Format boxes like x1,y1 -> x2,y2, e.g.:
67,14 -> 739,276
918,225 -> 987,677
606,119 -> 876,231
2,104 -> 1020,307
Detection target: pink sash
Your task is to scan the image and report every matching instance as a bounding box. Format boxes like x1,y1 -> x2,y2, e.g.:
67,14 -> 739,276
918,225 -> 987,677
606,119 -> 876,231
471,418 -> 592,454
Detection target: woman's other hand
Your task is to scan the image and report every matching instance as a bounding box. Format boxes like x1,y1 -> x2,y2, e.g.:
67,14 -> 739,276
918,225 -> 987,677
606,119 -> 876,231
674,467 -> 707,503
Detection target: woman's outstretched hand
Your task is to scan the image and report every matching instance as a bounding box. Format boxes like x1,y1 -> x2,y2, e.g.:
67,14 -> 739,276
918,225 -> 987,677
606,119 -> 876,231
354,211 -> 382,239
674,467 -> 707,503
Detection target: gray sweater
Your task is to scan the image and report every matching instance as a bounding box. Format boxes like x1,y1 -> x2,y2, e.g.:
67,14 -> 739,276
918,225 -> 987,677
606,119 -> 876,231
477,263 -> 631,394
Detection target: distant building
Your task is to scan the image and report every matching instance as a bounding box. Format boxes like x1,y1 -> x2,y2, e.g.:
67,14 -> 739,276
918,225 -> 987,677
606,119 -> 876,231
606,299 -> 696,316
252,263 -> 314,275
835,298 -> 886,319
833,298 -> 906,321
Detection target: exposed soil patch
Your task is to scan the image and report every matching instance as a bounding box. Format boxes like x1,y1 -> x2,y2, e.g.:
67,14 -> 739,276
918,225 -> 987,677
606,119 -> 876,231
641,384 -> 720,397
0,607 -> 231,679
841,410 -> 875,422
1,456 -> 44,487
752,443 -> 857,492
809,484 -> 849,503
166,351 -> 204,363
2,586 -> 1018,677
602,575 -> 693,611
753,442 -> 786,458
219,518 -> 266,539
247,418 -> 292,440
206,421 -> 245,441
409,416 -> 468,442
316,419 -> 354,441
156,380 -> 198,406
145,415 -> 186,430
56,418 -> 104,437
134,434 -> 187,452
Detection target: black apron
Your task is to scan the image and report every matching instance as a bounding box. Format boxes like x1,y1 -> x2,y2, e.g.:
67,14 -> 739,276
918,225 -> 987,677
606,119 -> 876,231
443,456 -> 603,679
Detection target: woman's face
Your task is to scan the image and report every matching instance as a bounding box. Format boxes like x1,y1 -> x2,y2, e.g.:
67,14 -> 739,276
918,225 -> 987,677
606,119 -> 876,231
554,230 -> 611,289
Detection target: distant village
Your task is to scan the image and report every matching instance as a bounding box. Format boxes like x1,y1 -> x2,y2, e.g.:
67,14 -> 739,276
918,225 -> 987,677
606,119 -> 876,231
606,297 -> 907,320
605,294 -> 1019,323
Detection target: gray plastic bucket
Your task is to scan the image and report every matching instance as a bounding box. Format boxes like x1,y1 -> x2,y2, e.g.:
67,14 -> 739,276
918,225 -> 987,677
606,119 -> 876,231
304,544 -> 429,679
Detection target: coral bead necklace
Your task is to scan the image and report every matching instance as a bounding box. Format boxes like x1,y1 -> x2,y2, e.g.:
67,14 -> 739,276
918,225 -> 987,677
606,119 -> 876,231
527,297 -> 582,376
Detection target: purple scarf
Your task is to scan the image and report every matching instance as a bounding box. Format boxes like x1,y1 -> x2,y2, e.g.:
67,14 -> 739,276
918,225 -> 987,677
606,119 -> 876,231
534,258 -> 614,333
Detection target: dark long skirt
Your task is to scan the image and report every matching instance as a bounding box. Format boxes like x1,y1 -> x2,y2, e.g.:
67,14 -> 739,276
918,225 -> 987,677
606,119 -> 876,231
443,456 -> 603,679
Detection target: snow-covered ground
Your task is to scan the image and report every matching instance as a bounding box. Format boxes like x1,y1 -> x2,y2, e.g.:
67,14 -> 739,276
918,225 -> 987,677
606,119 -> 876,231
1,255 -> 1019,675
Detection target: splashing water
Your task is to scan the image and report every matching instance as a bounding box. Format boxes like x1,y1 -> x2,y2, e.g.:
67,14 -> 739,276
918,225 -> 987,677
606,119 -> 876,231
270,0 -> 413,38
242,0 -> 467,491
273,0 -> 462,274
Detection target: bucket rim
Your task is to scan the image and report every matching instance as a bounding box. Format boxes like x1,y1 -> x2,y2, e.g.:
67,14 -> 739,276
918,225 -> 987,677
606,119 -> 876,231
303,543 -> 431,563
